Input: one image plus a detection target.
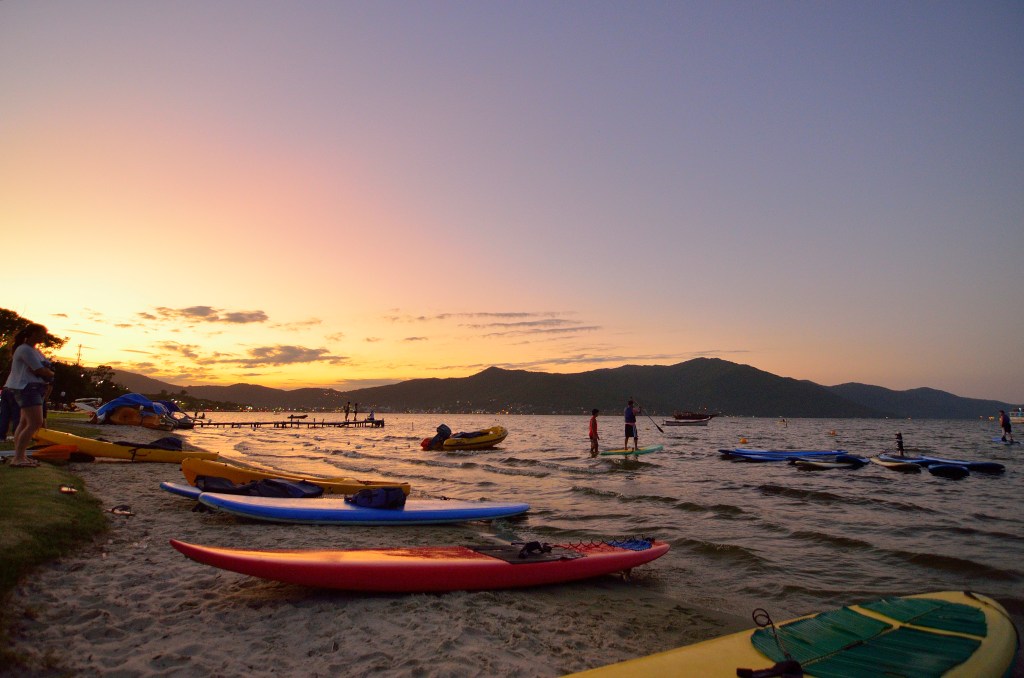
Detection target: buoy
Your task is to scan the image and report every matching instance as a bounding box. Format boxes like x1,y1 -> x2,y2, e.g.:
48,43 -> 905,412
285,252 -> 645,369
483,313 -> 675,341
739,437 -> 748,444
829,430 -> 837,436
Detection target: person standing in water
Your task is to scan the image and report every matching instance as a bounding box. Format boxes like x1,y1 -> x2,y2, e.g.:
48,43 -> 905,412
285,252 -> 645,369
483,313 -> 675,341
895,431 -> 905,456
623,400 -> 638,451
589,409 -> 600,457
998,410 -> 1014,443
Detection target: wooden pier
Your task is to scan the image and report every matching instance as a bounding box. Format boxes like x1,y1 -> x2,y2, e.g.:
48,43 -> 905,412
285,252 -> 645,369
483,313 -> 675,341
192,417 -> 384,429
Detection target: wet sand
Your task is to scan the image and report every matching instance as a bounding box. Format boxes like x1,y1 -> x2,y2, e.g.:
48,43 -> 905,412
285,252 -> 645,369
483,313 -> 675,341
3,425 -> 743,677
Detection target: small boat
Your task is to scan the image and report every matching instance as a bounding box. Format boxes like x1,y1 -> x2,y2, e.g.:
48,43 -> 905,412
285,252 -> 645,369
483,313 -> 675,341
672,410 -> 720,421
443,425 -> 509,450
423,425 -> 509,451
1009,407 -> 1023,424
662,417 -> 711,426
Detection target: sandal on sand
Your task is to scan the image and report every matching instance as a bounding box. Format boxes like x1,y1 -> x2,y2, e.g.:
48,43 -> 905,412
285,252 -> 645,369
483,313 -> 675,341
10,459 -> 41,468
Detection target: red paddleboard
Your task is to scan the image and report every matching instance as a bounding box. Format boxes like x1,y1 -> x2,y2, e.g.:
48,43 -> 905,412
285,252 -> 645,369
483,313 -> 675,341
170,538 -> 669,592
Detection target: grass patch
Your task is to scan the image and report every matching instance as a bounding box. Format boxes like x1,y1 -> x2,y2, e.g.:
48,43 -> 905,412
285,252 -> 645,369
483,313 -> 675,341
0,415 -> 109,670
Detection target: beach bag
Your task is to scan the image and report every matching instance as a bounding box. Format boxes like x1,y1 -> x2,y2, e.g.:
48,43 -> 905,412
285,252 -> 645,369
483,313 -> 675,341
345,487 -> 407,509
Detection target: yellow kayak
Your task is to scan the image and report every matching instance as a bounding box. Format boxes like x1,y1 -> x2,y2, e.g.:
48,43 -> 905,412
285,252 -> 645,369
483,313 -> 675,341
180,458 -> 411,496
34,428 -> 219,464
571,591 -> 1018,677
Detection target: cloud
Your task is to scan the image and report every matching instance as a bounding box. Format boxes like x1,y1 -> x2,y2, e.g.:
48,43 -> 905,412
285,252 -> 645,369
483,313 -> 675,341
227,345 -> 350,367
154,341 -> 202,360
385,311 -> 570,323
146,306 -> 269,324
273,318 -> 323,331
480,325 -> 602,338
403,336 -> 428,342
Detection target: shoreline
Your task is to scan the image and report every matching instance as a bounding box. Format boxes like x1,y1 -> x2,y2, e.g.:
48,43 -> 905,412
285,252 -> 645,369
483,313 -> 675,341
3,424 -> 745,677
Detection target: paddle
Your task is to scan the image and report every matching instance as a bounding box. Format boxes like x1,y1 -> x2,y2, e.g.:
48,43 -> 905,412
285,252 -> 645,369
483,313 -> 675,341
635,401 -> 663,434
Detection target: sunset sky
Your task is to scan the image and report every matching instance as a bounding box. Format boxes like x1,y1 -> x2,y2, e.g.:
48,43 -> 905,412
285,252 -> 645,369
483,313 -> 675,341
2,2 -> 1022,402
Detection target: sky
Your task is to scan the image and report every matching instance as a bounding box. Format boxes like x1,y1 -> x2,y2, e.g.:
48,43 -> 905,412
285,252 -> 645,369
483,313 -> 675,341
2,1 -> 1022,402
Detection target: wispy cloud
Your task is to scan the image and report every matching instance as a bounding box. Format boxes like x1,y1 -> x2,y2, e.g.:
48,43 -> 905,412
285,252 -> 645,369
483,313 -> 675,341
145,306 -> 269,324
226,345 -> 350,367
273,318 -> 323,331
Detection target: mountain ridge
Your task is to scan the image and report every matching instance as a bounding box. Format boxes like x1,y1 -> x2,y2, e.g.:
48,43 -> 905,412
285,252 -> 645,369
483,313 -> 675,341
109,358 -> 1015,418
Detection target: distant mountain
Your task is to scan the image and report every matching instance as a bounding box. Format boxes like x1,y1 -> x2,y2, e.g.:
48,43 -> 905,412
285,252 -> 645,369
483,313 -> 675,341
109,358 -> 1015,418
826,383 -> 1008,420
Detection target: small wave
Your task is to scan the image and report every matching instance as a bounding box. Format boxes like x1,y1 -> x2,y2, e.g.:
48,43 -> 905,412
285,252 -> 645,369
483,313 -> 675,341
757,484 -> 848,504
571,486 -> 620,499
671,537 -> 769,568
886,548 -> 1021,581
788,529 -> 874,552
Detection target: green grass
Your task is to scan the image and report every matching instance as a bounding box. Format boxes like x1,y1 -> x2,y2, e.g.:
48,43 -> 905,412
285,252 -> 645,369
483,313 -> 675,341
0,415 -> 109,670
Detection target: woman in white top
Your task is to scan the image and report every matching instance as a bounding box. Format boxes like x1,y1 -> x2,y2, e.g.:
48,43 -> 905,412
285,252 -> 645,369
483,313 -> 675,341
4,324 -> 55,467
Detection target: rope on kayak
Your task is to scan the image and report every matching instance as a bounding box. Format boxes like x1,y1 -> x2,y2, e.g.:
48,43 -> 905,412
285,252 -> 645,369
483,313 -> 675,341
736,608 -> 803,677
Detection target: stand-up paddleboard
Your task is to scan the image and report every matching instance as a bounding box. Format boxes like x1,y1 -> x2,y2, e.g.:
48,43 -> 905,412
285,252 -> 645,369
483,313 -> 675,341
570,590 -> 1019,677
181,458 -> 410,496
160,481 -> 203,500
34,428 -> 217,463
991,437 -> 1020,445
928,464 -> 970,480
599,445 -> 663,458
870,455 -> 923,473
169,537 -> 668,592
876,453 -> 1004,475
791,454 -> 868,470
196,493 -> 529,525
720,448 -> 845,459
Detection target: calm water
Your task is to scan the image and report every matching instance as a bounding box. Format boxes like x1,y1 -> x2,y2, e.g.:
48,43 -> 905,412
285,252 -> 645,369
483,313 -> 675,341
175,413 -> 1023,636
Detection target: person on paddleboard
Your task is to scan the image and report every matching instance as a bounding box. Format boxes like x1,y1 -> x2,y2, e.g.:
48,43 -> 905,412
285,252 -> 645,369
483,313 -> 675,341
624,400 -> 639,451
895,431 -> 905,456
998,410 -> 1014,443
589,409 -> 600,457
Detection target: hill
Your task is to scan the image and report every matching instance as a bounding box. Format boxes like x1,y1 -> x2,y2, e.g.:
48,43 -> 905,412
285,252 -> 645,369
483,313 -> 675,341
110,358 -> 1015,418
825,383 -> 1009,420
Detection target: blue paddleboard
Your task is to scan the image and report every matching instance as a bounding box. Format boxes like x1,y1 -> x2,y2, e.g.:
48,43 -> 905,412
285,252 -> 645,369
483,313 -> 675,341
196,494 -> 530,525
161,481 -> 203,499
720,449 -> 845,461
991,437 -> 1020,445
877,453 -> 1004,475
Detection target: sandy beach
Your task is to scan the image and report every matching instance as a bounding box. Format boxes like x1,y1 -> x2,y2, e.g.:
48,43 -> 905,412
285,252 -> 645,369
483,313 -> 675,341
3,425 -> 742,677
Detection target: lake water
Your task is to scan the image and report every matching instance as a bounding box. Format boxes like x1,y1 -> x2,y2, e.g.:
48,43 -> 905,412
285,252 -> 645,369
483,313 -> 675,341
175,412 -> 1023,643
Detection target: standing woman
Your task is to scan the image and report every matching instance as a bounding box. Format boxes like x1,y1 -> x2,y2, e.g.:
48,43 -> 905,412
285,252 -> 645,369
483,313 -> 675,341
4,324 -> 54,467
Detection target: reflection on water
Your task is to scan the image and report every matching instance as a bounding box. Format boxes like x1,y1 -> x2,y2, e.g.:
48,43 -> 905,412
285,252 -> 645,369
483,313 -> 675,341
177,413 -> 1023,631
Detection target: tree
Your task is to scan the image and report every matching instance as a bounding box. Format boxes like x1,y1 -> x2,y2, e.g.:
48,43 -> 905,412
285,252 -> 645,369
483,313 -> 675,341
0,308 -> 68,378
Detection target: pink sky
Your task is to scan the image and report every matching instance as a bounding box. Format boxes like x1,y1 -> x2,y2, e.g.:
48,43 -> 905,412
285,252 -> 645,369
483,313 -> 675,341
2,2 -> 1022,401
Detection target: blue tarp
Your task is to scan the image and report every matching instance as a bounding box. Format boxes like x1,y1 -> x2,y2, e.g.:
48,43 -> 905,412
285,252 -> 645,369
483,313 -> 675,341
96,393 -> 170,420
